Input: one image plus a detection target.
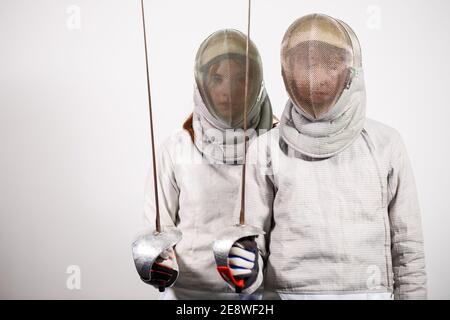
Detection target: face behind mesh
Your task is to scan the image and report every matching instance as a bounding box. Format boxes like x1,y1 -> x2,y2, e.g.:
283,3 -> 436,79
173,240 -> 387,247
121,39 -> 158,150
281,14 -> 355,119
195,30 -> 263,128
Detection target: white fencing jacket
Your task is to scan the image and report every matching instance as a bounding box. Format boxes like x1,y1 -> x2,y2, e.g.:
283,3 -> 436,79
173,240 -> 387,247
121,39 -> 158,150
244,120 -> 427,300
143,129 -> 268,298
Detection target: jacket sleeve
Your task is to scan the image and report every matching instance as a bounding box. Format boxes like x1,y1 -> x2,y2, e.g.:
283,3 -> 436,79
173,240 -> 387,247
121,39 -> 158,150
239,134 -> 276,294
143,143 -> 180,267
388,132 -> 427,300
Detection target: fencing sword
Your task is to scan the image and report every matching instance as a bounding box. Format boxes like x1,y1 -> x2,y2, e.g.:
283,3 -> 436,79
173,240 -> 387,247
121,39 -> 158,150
212,0 -> 265,293
131,0 -> 182,292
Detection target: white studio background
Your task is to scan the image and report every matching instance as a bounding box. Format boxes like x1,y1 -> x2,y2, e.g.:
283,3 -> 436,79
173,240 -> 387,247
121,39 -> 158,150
0,0 -> 449,299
